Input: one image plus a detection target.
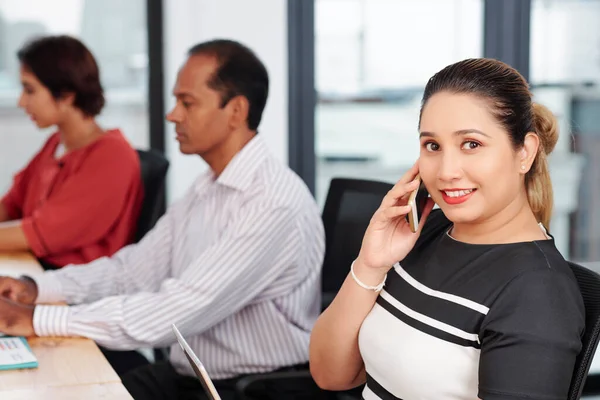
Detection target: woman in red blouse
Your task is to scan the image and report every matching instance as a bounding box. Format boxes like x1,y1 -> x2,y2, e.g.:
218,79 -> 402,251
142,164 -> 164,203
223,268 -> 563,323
0,35 -> 143,269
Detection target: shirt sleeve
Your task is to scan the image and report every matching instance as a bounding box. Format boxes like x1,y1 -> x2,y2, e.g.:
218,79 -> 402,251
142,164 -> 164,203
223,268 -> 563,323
32,197 -> 177,305
32,202 -> 303,350
478,268 -> 585,400
21,142 -> 140,258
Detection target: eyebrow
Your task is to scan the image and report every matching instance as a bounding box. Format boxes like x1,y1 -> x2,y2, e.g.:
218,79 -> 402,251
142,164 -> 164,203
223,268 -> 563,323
419,129 -> 491,138
172,90 -> 196,100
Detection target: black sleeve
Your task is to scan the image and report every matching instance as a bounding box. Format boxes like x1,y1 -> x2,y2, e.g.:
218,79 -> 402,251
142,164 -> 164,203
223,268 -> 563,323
478,269 -> 584,400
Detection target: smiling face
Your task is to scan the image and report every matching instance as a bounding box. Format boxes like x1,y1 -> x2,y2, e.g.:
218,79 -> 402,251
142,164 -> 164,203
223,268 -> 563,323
418,92 -> 528,225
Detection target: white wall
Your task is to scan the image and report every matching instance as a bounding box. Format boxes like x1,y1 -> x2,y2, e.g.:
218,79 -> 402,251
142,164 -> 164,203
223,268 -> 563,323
163,0 -> 288,201
530,0 -> 600,85
315,0 -> 482,93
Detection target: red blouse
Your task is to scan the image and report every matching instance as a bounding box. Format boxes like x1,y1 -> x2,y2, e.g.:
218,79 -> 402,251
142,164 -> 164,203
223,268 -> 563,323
1,129 -> 143,267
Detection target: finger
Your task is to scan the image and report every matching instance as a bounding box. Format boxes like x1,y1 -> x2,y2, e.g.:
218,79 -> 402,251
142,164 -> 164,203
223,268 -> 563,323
0,286 -> 11,299
380,162 -> 421,208
15,292 -> 26,303
0,280 -> 12,293
398,162 -> 420,185
377,205 -> 412,222
381,179 -> 419,208
416,198 -> 436,233
1,287 -> 17,302
0,282 -> 17,302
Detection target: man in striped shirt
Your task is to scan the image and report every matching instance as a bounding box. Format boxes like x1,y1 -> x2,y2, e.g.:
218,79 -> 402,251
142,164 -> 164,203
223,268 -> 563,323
0,39 -> 325,400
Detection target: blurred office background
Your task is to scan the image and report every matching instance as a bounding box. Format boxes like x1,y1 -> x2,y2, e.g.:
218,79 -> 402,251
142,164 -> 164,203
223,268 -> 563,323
1,0 -> 599,394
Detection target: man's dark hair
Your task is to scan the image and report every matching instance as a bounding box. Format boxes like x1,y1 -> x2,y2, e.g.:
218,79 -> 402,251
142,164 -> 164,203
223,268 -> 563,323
17,35 -> 105,117
188,39 -> 269,131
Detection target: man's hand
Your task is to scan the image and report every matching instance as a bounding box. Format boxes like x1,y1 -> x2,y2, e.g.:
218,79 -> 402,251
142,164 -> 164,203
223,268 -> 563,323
0,297 -> 34,336
0,276 -> 38,304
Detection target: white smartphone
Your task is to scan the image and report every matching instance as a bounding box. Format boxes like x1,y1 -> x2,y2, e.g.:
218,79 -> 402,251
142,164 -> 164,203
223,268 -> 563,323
172,324 -> 222,400
406,175 -> 430,233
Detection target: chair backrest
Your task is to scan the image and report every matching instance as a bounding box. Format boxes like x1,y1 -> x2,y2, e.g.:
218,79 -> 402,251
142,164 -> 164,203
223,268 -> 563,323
568,261 -> 600,400
134,149 -> 170,243
321,178 -> 393,308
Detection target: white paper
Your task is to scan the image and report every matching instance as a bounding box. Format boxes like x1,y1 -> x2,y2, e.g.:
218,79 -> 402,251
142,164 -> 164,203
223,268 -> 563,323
0,337 -> 37,366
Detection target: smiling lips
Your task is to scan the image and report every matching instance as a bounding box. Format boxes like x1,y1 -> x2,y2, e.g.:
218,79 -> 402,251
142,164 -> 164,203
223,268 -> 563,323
441,188 -> 476,205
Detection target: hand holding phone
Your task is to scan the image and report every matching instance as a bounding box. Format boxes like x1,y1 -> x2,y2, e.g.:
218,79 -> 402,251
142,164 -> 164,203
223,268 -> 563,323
354,164 -> 435,274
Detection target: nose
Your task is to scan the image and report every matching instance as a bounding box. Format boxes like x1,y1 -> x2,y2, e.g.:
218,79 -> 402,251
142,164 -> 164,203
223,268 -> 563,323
17,92 -> 26,109
437,149 -> 464,182
165,109 -> 177,123
165,103 -> 181,123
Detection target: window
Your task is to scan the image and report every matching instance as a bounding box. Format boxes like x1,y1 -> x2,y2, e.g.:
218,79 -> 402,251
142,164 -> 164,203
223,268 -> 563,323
530,0 -> 600,263
314,0 -> 484,206
530,0 -> 600,378
0,0 -> 149,192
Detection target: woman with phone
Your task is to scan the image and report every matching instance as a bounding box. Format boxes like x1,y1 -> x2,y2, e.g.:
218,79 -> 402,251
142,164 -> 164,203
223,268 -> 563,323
309,58 -> 584,399
0,35 -> 143,269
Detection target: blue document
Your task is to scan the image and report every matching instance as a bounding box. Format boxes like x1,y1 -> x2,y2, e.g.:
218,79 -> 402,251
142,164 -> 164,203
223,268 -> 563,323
0,336 -> 38,370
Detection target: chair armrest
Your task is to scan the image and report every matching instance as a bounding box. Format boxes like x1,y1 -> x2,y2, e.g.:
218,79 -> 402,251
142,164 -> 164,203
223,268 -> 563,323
153,347 -> 170,362
235,369 -> 312,391
234,369 -> 313,399
234,369 -> 365,399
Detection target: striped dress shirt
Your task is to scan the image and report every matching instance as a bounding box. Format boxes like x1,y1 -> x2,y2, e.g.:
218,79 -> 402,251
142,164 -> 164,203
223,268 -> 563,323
30,135 -> 325,379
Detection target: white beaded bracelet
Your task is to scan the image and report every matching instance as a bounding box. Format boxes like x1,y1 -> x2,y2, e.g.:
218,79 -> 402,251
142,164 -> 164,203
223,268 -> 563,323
350,261 -> 387,292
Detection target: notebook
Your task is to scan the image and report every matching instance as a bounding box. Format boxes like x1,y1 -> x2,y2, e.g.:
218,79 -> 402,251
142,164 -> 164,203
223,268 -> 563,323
172,324 -> 221,400
0,336 -> 38,371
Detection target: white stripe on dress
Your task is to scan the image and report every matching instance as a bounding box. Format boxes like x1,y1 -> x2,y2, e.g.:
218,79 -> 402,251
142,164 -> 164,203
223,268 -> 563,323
394,263 -> 490,315
379,290 -> 480,342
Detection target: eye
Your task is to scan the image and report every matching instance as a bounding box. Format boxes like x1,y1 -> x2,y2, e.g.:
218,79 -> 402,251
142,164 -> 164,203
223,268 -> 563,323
182,101 -> 192,109
424,142 -> 440,152
461,141 -> 480,150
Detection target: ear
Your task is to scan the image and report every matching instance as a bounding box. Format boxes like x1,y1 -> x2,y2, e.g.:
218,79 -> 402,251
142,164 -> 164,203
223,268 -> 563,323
227,95 -> 250,129
519,132 -> 540,174
56,91 -> 76,110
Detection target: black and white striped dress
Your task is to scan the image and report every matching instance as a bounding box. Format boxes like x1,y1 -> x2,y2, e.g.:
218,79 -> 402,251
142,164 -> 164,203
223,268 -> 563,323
358,210 -> 584,399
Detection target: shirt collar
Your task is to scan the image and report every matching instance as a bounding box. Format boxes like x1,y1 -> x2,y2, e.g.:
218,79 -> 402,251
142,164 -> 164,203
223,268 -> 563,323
193,171 -> 215,195
217,134 -> 269,192
194,135 -> 268,194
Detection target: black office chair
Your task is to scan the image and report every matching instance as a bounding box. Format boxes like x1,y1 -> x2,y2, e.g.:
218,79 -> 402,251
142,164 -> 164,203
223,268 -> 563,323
134,149 -> 170,362
234,178 -> 392,400
320,178 -> 393,310
235,369 -> 337,400
568,261 -> 600,400
134,149 -> 169,243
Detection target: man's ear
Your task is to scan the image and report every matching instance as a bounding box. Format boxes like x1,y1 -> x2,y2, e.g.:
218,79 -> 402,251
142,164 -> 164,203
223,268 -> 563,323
227,95 -> 250,129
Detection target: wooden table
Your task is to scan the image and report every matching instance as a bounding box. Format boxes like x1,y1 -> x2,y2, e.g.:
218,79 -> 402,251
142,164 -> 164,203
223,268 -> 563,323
0,252 -> 132,399
0,252 -> 47,279
2,383 -> 133,400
